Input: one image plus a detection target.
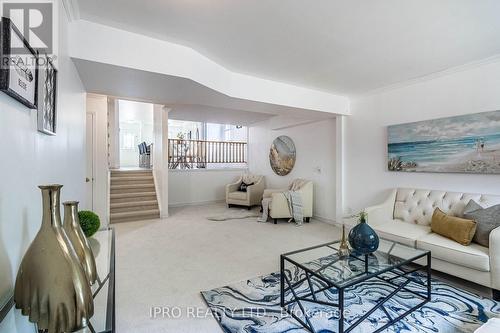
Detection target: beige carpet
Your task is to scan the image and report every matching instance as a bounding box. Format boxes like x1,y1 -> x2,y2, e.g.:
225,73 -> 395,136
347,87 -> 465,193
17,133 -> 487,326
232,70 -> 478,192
112,203 -> 339,333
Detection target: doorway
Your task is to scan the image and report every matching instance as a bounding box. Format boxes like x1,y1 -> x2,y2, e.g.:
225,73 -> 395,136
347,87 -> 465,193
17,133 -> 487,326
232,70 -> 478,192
118,100 -> 154,168
85,112 -> 95,209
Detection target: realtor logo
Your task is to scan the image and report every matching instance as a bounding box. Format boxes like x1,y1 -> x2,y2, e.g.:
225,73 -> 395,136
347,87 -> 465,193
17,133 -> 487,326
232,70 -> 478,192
2,2 -> 53,54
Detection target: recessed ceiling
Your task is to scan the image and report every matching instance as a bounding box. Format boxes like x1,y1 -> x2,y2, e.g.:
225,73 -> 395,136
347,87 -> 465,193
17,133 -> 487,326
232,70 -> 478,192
76,0 -> 500,95
73,59 -> 335,125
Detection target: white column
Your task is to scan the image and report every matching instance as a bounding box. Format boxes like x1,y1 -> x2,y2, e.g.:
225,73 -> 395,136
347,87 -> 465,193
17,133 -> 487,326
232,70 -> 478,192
107,97 -> 120,169
335,115 -> 345,223
153,105 -> 170,218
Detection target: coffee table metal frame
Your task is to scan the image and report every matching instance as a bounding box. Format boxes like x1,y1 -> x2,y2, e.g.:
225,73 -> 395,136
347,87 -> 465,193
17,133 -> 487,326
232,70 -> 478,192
280,240 -> 431,333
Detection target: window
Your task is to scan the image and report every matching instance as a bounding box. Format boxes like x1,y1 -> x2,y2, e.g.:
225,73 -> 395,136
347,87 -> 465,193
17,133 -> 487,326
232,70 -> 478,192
120,132 -> 136,150
168,119 -> 247,169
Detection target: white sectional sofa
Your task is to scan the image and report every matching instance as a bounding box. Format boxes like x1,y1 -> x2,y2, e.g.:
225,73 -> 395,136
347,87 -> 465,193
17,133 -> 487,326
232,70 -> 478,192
364,188 -> 500,299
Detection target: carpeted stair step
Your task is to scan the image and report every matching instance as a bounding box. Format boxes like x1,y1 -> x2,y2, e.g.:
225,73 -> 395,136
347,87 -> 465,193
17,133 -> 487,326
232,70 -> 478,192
110,192 -> 157,203
110,184 -> 156,194
110,170 -> 152,177
111,175 -> 154,185
110,200 -> 159,213
109,169 -> 159,223
110,209 -> 160,223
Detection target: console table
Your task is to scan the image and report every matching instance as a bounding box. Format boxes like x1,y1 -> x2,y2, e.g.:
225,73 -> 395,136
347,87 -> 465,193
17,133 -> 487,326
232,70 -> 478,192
0,228 -> 115,333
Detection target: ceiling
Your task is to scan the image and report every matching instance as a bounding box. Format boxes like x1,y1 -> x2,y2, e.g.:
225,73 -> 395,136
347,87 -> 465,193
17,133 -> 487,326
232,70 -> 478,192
76,0 -> 500,95
73,59 -> 335,125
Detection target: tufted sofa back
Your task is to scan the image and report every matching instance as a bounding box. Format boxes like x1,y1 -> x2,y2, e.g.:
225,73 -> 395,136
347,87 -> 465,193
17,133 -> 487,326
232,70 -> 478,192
393,188 -> 500,226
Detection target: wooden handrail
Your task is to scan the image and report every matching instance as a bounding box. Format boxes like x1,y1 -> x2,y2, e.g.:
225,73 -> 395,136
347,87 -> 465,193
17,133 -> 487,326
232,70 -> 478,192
168,138 -> 247,169
168,138 -> 247,144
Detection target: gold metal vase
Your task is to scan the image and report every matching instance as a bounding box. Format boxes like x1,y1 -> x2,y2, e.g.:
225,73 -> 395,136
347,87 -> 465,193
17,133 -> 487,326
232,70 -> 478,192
14,185 -> 94,333
338,224 -> 351,259
63,201 -> 98,286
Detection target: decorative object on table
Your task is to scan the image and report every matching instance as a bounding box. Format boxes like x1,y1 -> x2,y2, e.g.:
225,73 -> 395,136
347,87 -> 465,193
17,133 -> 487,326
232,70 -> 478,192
269,135 -> 296,176
337,224 -> 351,259
63,201 -> 98,285
14,185 -> 94,333
37,54 -> 57,135
0,17 -> 39,109
387,110 -> 500,174
464,201 -> 500,247
348,210 -> 379,255
78,210 -> 101,238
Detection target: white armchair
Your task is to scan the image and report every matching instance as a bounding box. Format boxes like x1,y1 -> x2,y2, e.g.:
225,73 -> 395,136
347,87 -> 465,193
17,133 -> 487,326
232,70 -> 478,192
263,180 -> 313,224
226,174 -> 265,209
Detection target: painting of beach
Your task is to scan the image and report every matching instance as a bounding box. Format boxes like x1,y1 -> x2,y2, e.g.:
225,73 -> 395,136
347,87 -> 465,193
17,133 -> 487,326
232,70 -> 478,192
388,110 -> 500,174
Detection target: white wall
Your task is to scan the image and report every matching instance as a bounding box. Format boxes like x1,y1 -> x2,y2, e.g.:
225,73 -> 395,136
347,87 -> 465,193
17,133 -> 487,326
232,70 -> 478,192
0,2 -> 86,332
344,60 -> 500,214
168,169 -> 245,207
248,118 -> 337,222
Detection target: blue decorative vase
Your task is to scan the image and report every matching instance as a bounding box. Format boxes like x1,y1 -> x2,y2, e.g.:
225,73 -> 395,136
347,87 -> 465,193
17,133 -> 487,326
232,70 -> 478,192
348,216 -> 379,255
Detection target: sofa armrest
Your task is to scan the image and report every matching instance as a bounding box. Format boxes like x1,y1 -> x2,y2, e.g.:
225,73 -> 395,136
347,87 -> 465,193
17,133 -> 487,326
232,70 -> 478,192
263,188 -> 287,199
225,177 -> 242,197
490,226 -> 500,290
247,178 -> 266,206
270,192 -> 291,218
365,189 -> 397,227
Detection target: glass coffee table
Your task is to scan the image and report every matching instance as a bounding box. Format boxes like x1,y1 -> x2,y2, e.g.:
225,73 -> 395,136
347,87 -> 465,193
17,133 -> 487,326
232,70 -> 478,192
280,238 -> 431,333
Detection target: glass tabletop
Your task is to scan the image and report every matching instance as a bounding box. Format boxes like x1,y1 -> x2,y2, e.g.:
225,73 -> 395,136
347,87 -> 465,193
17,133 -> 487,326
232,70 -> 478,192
282,238 -> 429,288
72,228 -> 115,333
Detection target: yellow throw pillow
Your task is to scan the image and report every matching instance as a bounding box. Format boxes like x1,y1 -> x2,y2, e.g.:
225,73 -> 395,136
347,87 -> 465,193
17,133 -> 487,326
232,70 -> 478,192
431,208 -> 477,246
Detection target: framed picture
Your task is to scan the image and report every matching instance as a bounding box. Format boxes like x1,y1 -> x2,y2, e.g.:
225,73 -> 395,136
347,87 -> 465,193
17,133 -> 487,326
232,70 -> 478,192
269,135 -> 296,176
0,17 -> 38,109
387,110 -> 500,174
37,54 -> 57,135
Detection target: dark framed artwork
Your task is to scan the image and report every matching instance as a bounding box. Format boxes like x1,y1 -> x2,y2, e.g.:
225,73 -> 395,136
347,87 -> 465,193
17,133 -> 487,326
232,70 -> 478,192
388,110 -> 500,174
37,54 -> 57,135
0,17 -> 38,109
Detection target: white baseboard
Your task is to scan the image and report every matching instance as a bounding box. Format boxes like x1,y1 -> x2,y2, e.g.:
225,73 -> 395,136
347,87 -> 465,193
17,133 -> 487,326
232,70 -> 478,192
169,199 -> 225,208
313,215 -> 341,226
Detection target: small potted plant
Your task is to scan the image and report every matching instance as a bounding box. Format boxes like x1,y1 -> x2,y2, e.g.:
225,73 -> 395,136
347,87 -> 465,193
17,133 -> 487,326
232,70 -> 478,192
78,211 -> 100,238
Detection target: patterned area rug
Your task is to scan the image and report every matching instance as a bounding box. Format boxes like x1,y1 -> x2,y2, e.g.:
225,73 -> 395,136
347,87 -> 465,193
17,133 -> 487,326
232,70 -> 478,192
207,209 -> 260,221
201,265 -> 500,333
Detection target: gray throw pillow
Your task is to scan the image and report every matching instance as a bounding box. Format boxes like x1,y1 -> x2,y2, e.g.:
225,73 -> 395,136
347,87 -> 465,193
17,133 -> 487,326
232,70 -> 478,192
463,200 -> 500,247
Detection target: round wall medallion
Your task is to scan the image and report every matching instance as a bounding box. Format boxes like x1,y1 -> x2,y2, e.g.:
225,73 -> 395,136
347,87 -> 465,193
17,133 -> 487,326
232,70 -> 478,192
269,135 -> 296,176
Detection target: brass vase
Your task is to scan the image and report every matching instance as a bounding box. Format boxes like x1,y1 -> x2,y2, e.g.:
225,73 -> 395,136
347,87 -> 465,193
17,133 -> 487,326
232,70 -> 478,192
63,201 -> 98,285
338,224 -> 351,259
14,185 -> 94,333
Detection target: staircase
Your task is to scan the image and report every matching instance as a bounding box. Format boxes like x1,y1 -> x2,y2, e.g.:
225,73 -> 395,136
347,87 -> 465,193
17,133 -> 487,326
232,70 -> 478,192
110,170 -> 160,224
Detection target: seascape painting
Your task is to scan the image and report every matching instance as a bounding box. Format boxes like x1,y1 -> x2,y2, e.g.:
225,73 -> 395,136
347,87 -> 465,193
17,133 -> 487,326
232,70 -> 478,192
269,135 -> 296,176
388,110 -> 500,174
